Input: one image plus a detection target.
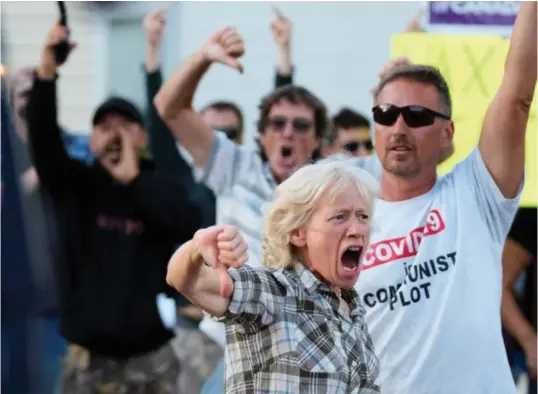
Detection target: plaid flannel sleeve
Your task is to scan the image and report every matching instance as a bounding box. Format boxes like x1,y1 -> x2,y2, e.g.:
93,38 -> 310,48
217,265 -> 282,331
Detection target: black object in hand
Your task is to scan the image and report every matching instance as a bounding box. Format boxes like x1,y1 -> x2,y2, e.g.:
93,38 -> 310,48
54,1 -> 69,65
54,40 -> 70,65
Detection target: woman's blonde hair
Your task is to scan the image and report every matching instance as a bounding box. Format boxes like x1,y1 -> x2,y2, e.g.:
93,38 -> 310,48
262,160 -> 379,270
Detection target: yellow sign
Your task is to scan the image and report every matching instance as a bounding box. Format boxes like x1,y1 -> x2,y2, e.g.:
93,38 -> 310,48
392,33 -> 536,207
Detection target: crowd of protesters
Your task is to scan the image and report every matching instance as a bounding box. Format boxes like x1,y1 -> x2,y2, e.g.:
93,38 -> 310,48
1,3 -> 536,394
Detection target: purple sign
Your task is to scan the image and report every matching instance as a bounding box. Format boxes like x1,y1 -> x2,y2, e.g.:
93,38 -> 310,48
429,2 -> 520,26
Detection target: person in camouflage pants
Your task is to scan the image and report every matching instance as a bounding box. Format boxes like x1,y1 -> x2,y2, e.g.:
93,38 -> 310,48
61,342 -> 179,394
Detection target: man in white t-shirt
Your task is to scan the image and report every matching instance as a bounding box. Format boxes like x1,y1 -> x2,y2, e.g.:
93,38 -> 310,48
347,4 -> 536,393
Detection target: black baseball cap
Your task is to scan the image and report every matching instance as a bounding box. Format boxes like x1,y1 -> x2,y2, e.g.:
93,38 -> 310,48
92,97 -> 144,127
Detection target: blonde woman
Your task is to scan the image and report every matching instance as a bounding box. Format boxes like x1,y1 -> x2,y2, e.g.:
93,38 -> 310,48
167,161 -> 380,393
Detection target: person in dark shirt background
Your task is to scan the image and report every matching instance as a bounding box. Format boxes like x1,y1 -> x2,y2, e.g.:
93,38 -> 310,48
502,207 -> 537,394
28,22 -> 202,393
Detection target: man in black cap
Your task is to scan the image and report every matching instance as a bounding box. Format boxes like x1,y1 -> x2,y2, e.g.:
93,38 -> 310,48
27,23 -> 202,393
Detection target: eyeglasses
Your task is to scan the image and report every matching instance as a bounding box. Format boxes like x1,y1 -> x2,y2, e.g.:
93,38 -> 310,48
342,140 -> 373,153
215,127 -> 239,140
372,104 -> 450,128
267,116 -> 312,134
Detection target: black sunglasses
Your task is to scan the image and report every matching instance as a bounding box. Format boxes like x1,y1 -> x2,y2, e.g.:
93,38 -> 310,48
216,127 -> 239,140
342,140 -> 373,153
267,116 -> 312,134
372,104 -> 450,128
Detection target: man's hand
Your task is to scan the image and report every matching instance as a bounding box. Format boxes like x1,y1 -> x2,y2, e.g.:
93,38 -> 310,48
144,8 -> 166,72
404,7 -> 425,33
144,8 -> 166,48
271,7 -> 293,76
271,7 -> 292,49
200,27 -> 245,74
193,225 -> 248,298
37,23 -> 76,80
101,128 -> 139,185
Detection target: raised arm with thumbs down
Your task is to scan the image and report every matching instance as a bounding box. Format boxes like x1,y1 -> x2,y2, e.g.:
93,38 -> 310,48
200,27 -> 245,74
166,225 -> 248,318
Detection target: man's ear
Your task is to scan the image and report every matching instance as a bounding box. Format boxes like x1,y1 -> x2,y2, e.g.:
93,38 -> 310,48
290,227 -> 306,247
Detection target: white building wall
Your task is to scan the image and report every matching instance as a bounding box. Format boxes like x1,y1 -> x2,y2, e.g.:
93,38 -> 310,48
2,1 -> 422,142
164,1 -> 422,148
1,1 -> 107,135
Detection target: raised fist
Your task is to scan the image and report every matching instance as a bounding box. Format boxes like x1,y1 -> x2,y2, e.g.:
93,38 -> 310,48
271,7 -> 292,48
201,27 -> 245,73
38,23 -> 76,78
144,8 -> 166,47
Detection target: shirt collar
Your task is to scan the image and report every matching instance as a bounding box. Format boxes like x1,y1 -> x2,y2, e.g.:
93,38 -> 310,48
262,162 -> 278,189
293,262 -> 359,301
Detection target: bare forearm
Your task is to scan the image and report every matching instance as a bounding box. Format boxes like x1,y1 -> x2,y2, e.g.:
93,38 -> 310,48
166,240 -> 229,316
277,44 -> 292,76
154,50 -> 211,119
504,1 -> 537,101
501,287 -> 536,347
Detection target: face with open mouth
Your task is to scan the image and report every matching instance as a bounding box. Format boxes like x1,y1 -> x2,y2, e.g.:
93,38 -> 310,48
374,79 -> 454,179
260,100 -> 319,183
291,183 -> 371,290
91,113 -> 147,165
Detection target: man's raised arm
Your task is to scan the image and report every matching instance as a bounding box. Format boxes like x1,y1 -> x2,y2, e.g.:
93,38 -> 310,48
479,1 -> 537,198
153,27 -> 244,169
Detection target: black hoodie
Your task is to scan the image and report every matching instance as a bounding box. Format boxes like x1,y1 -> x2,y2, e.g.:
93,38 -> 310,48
27,74 -> 202,359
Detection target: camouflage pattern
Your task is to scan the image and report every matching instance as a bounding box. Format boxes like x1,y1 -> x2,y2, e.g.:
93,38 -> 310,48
172,327 -> 223,394
61,341 -> 179,394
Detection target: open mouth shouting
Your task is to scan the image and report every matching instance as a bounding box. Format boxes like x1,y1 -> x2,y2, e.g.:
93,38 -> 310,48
340,245 -> 363,275
279,145 -> 296,169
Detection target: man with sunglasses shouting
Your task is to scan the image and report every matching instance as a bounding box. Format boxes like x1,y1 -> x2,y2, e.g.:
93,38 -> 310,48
155,27 -> 326,267
337,3 -> 535,393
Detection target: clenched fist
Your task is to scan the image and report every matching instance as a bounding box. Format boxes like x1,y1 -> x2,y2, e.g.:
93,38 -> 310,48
144,8 -> 166,48
200,27 -> 245,74
271,7 -> 292,48
38,23 -> 76,79
193,225 -> 248,297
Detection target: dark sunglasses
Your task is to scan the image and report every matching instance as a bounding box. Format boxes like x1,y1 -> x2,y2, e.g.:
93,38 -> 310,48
267,116 -> 312,134
342,140 -> 373,153
372,104 -> 450,128
216,127 -> 239,140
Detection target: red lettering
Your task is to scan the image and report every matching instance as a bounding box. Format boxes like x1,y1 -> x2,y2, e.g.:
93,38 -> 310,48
96,214 -> 145,235
362,210 -> 446,271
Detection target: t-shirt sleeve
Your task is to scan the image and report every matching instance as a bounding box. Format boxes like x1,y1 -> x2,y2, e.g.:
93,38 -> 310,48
199,131 -> 262,196
452,147 -> 523,244
217,265 -> 281,332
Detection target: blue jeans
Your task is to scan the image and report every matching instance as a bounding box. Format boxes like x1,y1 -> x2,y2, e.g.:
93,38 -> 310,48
35,316 -> 66,394
201,358 -> 224,394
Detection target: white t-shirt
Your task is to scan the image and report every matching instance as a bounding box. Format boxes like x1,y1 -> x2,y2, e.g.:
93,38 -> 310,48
355,148 -> 520,394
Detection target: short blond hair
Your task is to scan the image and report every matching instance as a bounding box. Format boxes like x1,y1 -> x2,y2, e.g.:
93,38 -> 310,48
262,161 -> 379,270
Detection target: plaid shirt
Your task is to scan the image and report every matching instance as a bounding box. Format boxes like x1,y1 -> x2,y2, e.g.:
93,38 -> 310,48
217,263 -> 380,394
199,131 -> 383,348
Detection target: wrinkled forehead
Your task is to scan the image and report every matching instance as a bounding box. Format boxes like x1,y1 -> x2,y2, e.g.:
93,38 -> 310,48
320,182 -> 370,213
